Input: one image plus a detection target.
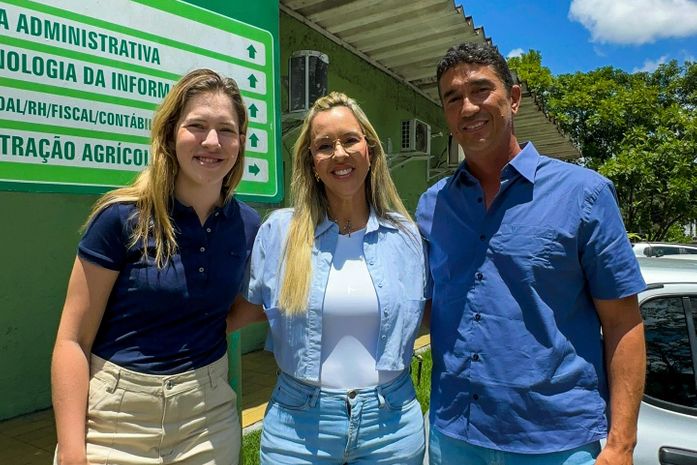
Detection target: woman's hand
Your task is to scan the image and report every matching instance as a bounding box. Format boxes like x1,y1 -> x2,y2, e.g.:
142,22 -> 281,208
55,447 -> 91,465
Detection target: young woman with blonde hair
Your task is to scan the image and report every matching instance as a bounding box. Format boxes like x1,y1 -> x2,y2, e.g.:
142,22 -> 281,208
236,91 -> 427,464
51,68 -> 259,465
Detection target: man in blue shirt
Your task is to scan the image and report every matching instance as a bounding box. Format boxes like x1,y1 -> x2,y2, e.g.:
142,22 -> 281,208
416,42 -> 646,465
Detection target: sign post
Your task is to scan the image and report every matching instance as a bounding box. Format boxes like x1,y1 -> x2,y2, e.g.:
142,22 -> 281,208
0,0 -> 281,202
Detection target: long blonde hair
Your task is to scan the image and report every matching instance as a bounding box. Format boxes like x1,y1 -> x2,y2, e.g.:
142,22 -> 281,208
85,68 -> 248,267
279,91 -> 412,314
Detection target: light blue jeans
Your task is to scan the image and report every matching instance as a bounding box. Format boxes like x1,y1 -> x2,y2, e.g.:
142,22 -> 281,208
260,370 -> 425,464
429,428 -> 600,465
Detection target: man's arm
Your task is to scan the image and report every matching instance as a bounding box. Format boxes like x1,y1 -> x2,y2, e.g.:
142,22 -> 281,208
594,294 -> 646,465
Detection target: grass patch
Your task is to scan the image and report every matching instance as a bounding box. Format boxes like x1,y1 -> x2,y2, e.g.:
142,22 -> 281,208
411,349 -> 433,413
242,428 -> 261,465
241,349 -> 433,464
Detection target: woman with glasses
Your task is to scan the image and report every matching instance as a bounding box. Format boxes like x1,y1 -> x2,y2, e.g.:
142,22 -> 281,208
232,91 -> 427,464
51,69 -> 259,465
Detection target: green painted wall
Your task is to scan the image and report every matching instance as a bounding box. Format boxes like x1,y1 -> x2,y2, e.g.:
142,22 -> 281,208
0,192 -> 97,420
0,0 -> 280,421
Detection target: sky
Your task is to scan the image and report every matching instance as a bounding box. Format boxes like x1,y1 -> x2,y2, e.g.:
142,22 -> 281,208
455,0 -> 697,75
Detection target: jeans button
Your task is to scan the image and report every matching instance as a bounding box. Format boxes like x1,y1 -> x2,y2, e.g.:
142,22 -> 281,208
166,380 -> 174,390
347,390 -> 357,399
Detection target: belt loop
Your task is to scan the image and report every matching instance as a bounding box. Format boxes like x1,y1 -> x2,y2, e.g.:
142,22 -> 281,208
208,365 -> 217,389
376,385 -> 386,408
106,369 -> 120,393
309,386 -> 320,408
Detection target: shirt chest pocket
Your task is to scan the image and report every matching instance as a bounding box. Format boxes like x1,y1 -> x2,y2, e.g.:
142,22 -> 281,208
488,224 -> 558,273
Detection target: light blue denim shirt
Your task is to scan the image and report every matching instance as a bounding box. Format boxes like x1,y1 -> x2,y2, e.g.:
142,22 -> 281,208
246,208 -> 427,383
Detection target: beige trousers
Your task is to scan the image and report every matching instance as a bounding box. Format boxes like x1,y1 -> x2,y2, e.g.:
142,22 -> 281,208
56,354 -> 240,465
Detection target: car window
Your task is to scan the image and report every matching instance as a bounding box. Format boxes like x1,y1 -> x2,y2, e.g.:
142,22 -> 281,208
685,248 -> 697,255
641,296 -> 697,408
652,246 -> 681,256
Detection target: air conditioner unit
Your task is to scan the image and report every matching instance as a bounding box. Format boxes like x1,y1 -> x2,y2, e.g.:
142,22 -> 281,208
288,50 -> 329,113
400,119 -> 431,155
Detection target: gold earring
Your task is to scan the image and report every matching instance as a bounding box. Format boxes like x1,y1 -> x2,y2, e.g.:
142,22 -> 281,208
313,170 -> 320,182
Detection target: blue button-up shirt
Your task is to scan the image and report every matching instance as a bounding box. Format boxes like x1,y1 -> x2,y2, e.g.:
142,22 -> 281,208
246,208 -> 427,382
416,142 -> 645,453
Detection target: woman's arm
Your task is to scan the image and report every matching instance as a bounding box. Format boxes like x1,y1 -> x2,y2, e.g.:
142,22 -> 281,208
226,294 -> 266,334
51,257 -> 118,465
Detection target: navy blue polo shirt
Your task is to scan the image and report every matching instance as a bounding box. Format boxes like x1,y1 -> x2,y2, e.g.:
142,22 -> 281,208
79,198 -> 260,375
416,142 -> 645,453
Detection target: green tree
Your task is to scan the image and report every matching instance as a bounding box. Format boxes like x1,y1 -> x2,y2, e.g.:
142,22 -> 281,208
509,52 -> 697,240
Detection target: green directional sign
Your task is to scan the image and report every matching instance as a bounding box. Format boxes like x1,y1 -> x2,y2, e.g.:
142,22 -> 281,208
0,0 -> 282,202
248,162 -> 260,176
249,133 -> 260,148
247,45 -> 257,60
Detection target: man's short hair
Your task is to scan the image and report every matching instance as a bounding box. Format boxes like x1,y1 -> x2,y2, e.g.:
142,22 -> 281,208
436,42 -> 515,97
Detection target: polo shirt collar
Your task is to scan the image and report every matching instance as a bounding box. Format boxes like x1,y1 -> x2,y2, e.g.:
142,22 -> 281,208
170,195 -> 237,219
171,197 -> 193,219
219,196 -> 239,218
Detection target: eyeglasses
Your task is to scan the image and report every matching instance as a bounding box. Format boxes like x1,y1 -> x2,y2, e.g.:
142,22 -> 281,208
310,134 -> 367,159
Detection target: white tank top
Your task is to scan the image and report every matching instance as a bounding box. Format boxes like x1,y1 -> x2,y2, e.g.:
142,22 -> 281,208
319,228 -> 401,388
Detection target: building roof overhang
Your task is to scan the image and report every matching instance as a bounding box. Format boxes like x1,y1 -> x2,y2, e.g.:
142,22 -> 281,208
280,0 -> 579,159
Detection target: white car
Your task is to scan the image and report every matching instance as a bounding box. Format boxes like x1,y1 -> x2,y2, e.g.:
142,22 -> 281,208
423,257 -> 697,464
634,257 -> 697,465
633,242 -> 697,258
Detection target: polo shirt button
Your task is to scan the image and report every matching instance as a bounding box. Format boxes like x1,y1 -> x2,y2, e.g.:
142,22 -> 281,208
200,246 -> 206,253
472,393 -> 479,400
206,227 -> 212,233
383,310 -> 388,316
378,282 -> 383,287
369,260 -> 375,265
199,267 -> 205,273
215,212 -> 220,216
472,353 -> 480,361
479,234 -> 485,241
474,313 -> 481,321
381,335 -> 386,340
476,272 -> 483,281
